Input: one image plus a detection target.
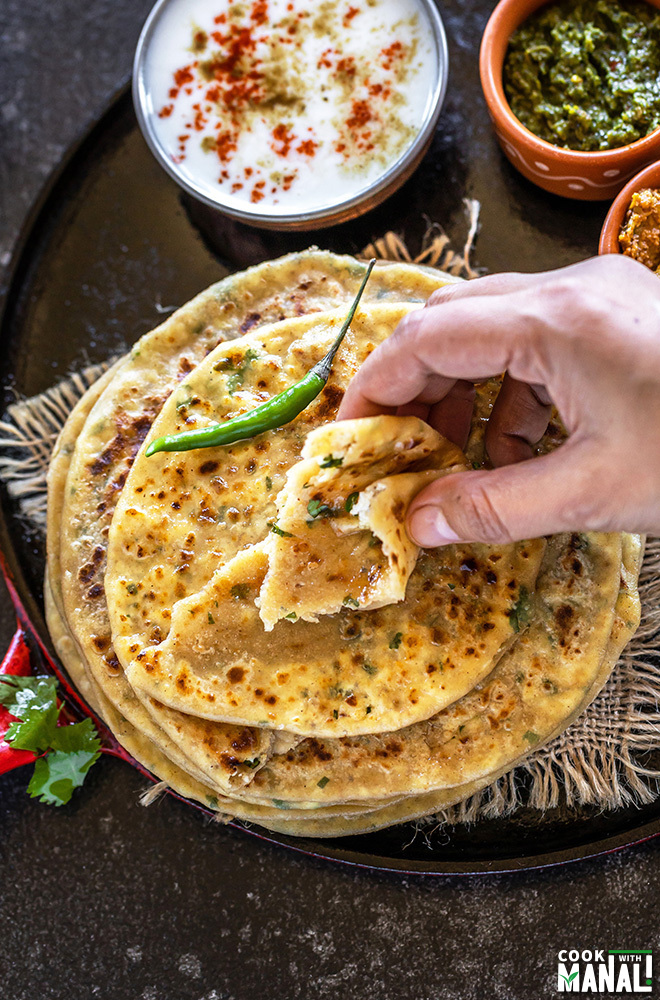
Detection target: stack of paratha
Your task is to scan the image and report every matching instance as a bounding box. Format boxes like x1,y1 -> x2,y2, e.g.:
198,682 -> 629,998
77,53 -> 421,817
45,250 -> 642,837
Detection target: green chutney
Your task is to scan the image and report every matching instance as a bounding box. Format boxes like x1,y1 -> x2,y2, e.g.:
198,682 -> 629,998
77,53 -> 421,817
504,0 -> 660,151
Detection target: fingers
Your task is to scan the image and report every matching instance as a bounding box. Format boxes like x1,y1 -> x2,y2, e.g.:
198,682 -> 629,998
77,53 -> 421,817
427,379 -> 476,449
425,270 -> 543,308
425,256 -> 638,309
406,441 -> 603,546
339,291 -> 550,421
486,374 -> 553,467
339,256 -> 646,422
339,273 -> 545,422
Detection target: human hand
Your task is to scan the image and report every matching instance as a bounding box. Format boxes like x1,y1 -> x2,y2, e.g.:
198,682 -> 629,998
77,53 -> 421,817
338,255 -> 660,546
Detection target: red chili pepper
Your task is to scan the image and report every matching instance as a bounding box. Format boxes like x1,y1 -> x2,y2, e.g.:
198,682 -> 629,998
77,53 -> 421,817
0,628 -> 37,775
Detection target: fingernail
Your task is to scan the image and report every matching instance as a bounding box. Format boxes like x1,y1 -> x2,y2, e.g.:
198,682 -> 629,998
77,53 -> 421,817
408,506 -> 462,547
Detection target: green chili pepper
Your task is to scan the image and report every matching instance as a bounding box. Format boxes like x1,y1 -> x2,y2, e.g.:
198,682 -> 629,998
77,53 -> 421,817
146,259 -> 376,457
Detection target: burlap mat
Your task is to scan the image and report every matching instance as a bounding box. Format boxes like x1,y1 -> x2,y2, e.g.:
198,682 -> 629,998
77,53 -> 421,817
2,207 -> 659,824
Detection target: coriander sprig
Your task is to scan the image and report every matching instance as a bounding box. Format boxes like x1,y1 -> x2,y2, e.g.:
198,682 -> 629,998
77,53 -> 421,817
0,674 -> 101,806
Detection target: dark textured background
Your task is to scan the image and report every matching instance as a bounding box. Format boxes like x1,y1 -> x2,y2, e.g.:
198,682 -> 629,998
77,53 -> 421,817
1,2 -> 660,998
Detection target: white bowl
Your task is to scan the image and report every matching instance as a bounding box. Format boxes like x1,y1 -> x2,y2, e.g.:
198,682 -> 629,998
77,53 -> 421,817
133,0 -> 449,230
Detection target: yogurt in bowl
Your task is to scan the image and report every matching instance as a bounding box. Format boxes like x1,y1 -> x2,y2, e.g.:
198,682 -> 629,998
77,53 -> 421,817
133,0 -> 447,229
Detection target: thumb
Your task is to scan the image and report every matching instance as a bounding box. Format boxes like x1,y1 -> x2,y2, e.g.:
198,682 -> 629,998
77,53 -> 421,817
407,444 -> 602,546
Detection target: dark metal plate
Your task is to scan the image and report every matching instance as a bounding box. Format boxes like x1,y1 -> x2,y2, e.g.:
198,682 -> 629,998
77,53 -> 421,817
2,58 -> 659,875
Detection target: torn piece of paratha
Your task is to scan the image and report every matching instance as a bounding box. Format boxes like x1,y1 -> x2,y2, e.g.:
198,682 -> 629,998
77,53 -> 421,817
257,416 -> 468,629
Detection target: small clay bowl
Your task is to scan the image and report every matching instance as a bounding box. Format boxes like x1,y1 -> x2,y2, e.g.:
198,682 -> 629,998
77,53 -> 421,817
480,0 -> 660,201
599,159 -> 660,255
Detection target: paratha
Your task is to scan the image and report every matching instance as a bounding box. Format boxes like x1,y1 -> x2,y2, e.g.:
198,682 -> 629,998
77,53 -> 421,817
239,530 -> 644,834
108,307 -> 544,737
232,530 -> 624,805
47,531 -> 641,836
52,253 -> 461,791
45,250 -> 643,834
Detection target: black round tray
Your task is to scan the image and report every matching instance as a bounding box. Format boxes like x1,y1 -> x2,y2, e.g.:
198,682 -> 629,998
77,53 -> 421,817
2,76 -> 659,876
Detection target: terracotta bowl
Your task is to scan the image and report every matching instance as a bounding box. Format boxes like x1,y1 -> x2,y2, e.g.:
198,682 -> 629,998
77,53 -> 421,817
479,0 -> 660,201
599,159 -> 660,254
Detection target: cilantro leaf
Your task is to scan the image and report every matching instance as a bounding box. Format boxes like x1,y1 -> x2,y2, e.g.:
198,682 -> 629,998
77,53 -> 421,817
225,348 -> 259,395
270,522 -> 293,537
345,492 -> 359,513
307,499 -> 332,519
320,454 -> 343,469
27,719 -> 101,806
5,702 -> 59,753
50,717 -> 101,755
509,585 -> 531,633
0,676 -> 101,806
28,747 -> 100,807
1,676 -> 60,753
389,632 -> 403,650
0,674 -> 57,717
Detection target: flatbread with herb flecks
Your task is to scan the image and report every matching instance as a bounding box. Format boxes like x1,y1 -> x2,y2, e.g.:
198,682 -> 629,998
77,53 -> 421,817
108,306 -> 544,738
53,253 -> 461,792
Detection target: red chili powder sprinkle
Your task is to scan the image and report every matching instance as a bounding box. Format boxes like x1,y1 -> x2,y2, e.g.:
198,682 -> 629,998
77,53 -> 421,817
381,40 -> 404,70
272,123 -> 295,156
160,1 -> 409,199
346,99 -> 372,131
336,56 -> 356,77
216,131 -> 238,163
317,48 -> 335,70
343,5 -> 360,26
297,139 -> 318,157
174,66 -> 195,88
251,0 -> 269,25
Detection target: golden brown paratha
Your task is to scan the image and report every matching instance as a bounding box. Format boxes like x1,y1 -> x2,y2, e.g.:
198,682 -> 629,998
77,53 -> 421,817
45,251 -> 642,835
53,254 -> 460,791
108,307 -> 544,737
